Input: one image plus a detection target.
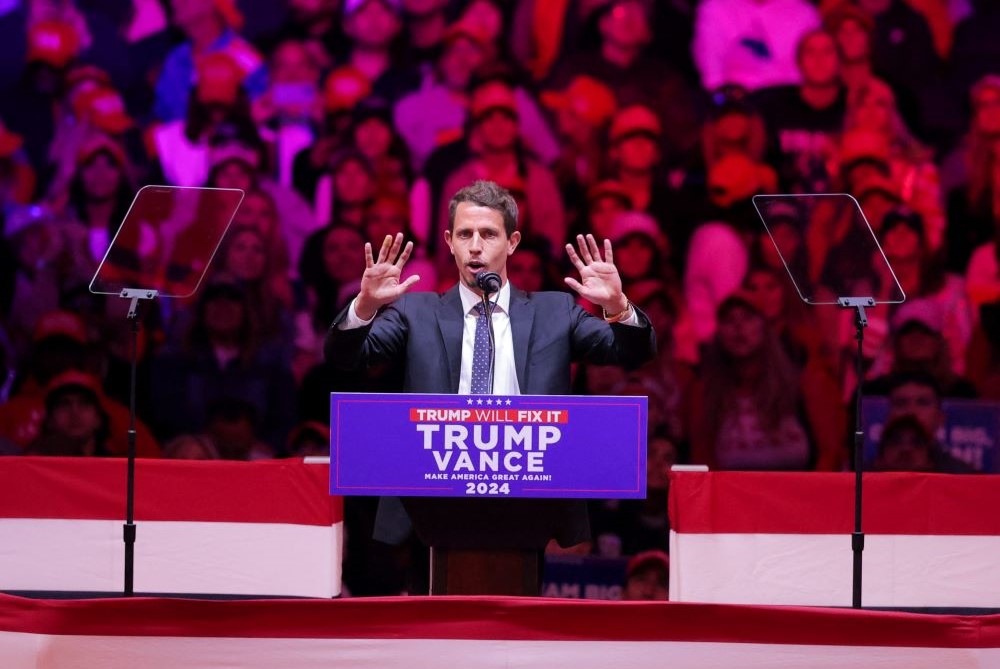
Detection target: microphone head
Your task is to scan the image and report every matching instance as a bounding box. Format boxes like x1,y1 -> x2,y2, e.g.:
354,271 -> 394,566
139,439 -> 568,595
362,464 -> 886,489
475,271 -> 502,294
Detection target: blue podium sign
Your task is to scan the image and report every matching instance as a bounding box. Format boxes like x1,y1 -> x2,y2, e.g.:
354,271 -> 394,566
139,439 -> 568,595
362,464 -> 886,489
329,393 -> 648,498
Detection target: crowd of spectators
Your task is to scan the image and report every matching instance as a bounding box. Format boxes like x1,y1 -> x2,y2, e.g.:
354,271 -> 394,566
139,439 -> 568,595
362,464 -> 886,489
1,0 -> 999,595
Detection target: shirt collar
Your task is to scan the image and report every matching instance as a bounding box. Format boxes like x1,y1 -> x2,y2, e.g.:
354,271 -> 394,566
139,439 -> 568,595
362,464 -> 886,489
458,279 -> 511,315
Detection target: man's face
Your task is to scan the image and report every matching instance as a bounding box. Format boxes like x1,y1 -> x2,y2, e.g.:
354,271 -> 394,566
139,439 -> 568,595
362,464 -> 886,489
271,41 -> 319,85
439,37 -> 484,90
506,250 -> 544,292
646,437 -> 677,490
333,158 -> 375,205
323,227 -> 366,283
445,203 -> 520,293
798,32 -> 840,87
599,1 -> 651,50
716,305 -> 766,359
474,108 -> 519,153
345,0 -> 402,49
623,567 -> 668,601
615,134 -> 660,172
589,196 -> 628,239
895,327 -> 941,367
877,427 -> 934,472
836,18 -> 870,63
888,382 -> 944,435
49,391 -> 102,441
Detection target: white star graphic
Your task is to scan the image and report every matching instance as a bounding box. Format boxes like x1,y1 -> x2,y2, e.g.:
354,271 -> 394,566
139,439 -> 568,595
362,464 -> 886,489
476,398 -> 484,405
487,398 -> 494,405
466,398 -> 473,405
505,399 -> 512,406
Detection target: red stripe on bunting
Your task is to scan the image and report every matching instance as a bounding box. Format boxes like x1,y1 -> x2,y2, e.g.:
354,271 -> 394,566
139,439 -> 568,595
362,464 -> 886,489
0,457 -> 342,525
0,594 -> 999,647
669,471 -> 1000,535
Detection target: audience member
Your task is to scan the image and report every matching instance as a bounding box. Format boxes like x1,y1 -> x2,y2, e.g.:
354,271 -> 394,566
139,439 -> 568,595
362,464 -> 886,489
688,293 -> 839,470
542,75 -> 617,225
150,276 -> 297,451
605,105 -> 688,248
881,370 -> 978,472
154,0 -> 267,123
553,0 -> 700,159
841,78 -> 945,248
754,29 -> 846,192
949,0 -> 1000,101
866,298 -> 977,397
965,298 -> 1000,399
873,413 -> 938,472
438,76 -> 565,267
394,20 -> 489,171
944,75 -> 1000,272
693,0 -> 820,92
342,0 -> 420,104
162,433 -> 221,459
154,51 -> 263,186
26,371 -> 111,457
254,39 -> 326,190
824,2 -> 876,94
622,550 -> 669,601
855,0 -> 945,140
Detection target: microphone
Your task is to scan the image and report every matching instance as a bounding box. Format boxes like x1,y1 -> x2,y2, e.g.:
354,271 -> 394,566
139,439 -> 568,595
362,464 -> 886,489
475,271 -> 502,295
474,271 -> 500,394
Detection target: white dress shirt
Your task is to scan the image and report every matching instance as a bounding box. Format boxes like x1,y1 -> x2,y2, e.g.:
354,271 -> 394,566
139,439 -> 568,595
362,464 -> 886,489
341,282 -> 640,395
455,281 -> 520,395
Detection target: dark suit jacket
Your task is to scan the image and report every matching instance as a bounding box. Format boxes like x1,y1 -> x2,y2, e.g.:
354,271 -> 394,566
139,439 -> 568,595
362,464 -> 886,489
325,286 -> 656,548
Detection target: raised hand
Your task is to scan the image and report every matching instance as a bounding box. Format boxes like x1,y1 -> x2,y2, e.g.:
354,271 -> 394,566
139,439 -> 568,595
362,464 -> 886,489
355,233 -> 420,320
564,234 -> 628,315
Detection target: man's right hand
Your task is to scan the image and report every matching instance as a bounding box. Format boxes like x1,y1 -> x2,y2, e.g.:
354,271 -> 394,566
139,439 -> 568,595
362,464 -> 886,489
354,233 -> 420,321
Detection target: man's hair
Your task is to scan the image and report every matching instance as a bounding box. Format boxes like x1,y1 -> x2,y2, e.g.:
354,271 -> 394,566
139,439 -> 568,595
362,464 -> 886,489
448,180 -> 519,237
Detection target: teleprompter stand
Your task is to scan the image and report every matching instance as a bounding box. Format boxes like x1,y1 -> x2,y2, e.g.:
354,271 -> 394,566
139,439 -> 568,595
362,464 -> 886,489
120,288 -> 158,596
89,185 -> 245,596
753,194 -> 906,609
839,296 -> 875,609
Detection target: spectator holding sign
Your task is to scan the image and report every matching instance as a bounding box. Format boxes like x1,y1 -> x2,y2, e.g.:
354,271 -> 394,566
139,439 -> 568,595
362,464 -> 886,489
882,371 -> 978,473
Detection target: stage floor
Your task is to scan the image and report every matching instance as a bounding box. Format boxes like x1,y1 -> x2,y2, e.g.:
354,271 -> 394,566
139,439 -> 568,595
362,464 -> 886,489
2,593 -> 1000,668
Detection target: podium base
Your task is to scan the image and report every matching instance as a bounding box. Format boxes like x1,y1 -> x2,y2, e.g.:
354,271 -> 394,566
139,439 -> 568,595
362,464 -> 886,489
429,548 -> 540,596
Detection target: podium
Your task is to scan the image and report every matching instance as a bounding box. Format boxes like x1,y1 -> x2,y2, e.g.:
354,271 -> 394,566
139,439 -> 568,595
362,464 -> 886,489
404,498 -> 588,595
329,392 -> 649,596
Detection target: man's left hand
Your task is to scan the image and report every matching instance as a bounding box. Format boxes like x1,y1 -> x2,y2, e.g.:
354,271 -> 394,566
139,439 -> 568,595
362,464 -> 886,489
564,234 -> 628,314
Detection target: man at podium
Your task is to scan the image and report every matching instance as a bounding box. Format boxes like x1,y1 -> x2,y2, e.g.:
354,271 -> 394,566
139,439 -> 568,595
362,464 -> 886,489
324,179 -> 655,592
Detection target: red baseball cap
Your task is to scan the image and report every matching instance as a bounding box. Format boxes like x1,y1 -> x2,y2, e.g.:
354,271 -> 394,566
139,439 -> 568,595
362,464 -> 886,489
32,311 -> 88,344
76,87 -> 134,135
76,134 -> 128,167
195,52 -> 245,105
469,80 -> 517,120
541,75 -> 617,127
323,66 -> 372,113
609,105 -> 661,142
27,20 -> 81,69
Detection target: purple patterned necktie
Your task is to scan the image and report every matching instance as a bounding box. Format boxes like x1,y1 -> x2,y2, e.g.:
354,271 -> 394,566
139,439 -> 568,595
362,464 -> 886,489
471,301 -> 494,394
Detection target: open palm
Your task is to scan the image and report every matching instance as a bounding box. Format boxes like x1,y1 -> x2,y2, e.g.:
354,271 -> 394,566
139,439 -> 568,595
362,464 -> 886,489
564,234 -> 626,312
356,233 -> 419,319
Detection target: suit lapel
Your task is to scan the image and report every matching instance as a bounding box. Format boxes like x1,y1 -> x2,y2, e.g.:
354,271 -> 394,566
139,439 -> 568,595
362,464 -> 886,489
509,288 -> 534,392
436,286 -> 464,392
